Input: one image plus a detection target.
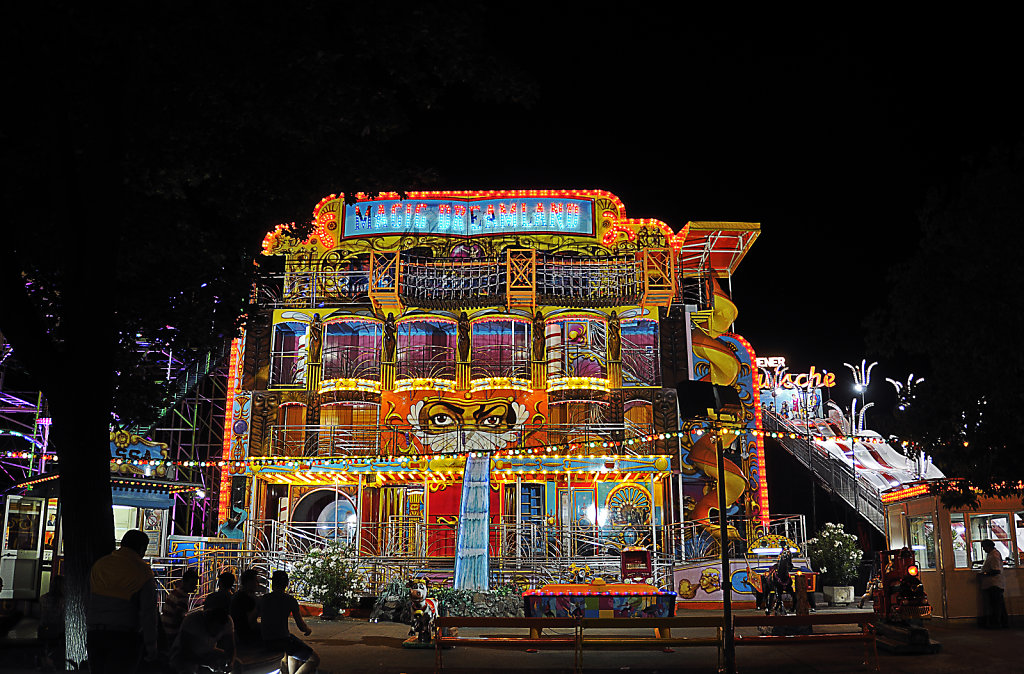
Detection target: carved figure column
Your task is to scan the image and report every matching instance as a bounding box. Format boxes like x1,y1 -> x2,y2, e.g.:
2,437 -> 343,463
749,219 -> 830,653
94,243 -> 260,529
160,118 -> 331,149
530,310 -> 547,389
381,312 -> 397,391
607,310 -> 623,388
456,311 -> 471,390
305,313 -> 324,393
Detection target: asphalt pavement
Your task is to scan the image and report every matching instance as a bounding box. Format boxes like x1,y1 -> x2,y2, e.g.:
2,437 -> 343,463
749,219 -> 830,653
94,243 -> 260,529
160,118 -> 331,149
298,607 -> 1018,674
2,606 -> 1019,673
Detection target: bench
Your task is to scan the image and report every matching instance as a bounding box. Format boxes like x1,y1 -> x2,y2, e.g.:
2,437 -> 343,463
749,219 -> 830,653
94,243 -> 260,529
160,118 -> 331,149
578,616 -> 724,670
434,617 -> 580,671
733,613 -> 878,671
434,615 -> 725,672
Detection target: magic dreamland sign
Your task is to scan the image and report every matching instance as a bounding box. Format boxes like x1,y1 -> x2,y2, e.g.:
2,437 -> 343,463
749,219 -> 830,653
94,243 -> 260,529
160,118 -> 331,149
342,196 -> 595,238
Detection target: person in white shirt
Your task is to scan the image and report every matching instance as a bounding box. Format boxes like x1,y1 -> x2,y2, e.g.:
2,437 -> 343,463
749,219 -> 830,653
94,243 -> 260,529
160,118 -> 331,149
979,539 -> 1008,629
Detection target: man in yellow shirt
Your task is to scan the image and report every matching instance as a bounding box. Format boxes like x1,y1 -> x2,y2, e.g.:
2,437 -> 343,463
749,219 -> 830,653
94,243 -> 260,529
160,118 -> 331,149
87,530 -> 159,672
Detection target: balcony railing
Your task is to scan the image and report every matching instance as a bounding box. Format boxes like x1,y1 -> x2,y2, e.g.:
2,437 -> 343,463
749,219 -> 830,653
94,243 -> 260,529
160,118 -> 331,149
266,422 -> 657,458
399,255 -> 505,308
536,253 -> 642,306
256,252 -> 658,310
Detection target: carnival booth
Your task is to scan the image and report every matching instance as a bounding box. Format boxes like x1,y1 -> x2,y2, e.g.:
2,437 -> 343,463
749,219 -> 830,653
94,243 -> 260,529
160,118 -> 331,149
882,482 -> 1023,623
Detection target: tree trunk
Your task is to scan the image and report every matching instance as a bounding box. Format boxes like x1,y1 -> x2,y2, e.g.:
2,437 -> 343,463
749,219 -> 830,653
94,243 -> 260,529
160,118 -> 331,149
49,311 -> 116,666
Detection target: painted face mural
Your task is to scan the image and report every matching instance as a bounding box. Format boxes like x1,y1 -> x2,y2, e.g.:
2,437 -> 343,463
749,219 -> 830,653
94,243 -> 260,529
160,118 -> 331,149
407,396 -> 530,453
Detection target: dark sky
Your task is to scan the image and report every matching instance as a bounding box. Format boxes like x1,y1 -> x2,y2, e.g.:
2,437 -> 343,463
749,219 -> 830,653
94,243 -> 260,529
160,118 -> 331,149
406,18 -> 1021,416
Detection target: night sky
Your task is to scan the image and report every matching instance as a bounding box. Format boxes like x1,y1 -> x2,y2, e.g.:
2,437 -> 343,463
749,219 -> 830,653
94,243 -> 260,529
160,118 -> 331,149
404,18 -> 1021,424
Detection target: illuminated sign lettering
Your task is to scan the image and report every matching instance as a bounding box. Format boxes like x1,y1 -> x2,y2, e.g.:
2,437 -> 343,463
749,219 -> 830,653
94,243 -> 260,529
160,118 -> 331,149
755,357 -> 836,390
343,197 -> 594,238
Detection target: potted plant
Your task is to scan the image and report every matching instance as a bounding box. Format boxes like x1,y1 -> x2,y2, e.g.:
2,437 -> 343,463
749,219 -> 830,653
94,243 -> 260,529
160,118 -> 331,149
290,541 -> 365,618
806,522 -> 863,605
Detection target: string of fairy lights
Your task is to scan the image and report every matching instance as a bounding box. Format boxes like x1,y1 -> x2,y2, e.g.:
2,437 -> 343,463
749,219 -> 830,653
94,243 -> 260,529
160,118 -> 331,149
1,427 -> 907,468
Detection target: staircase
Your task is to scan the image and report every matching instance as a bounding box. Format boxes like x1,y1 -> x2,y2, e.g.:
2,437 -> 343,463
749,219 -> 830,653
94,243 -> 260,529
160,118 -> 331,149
762,410 -> 885,532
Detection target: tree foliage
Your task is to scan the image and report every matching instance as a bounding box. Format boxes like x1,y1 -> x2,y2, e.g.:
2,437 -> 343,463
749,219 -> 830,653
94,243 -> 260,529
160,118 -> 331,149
1,2 -> 528,662
871,140 -> 1024,506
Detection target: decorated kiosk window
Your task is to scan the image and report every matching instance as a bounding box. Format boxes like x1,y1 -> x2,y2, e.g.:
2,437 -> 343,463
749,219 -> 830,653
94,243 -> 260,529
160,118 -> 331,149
907,515 -> 936,569
319,403 -> 380,455
275,403 -> 307,456
323,320 -> 382,381
270,321 -> 308,388
546,318 -> 607,379
471,319 -> 531,380
620,320 -> 660,387
970,514 -> 1014,567
397,319 -> 456,381
602,483 -> 651,536
950,513 -> 969,568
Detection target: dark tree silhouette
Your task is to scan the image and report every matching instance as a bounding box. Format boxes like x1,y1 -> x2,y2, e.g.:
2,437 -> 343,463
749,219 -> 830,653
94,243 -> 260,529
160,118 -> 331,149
871,140 -> 1024,507
1,2 -> 528,662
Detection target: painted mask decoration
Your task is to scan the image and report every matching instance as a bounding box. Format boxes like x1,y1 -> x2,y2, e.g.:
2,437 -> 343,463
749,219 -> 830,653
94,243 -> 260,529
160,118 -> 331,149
407,396 -> 529,453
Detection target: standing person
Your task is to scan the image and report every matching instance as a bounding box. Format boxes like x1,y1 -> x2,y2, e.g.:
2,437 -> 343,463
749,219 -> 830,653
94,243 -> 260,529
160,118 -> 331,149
170,591 -> 237,674
87,529 -> 159,673
230,568 -> 262,649
161,567 -> 199,650
258,570 -> 320,674
979,539 -> 1009,628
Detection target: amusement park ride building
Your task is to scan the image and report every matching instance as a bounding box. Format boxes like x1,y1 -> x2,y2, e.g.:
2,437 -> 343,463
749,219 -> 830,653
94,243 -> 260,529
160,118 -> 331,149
218,190 -> 770,568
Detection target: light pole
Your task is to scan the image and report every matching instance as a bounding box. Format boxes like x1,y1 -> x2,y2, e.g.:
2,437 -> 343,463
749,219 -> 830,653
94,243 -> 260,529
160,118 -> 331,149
843,359 -> 877,427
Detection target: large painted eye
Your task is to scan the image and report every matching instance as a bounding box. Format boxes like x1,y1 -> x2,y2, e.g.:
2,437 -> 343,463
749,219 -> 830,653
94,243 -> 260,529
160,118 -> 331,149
430,413 -> 454,427
480,415 -> 502,427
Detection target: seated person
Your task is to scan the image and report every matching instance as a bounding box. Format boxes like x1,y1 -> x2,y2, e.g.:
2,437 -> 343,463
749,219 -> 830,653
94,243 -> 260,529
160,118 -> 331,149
230,569 -> 262,650
170,592 -> 236,674
162,567 -> 199,649
258,570 -> 319,674
203,570 -> 236,606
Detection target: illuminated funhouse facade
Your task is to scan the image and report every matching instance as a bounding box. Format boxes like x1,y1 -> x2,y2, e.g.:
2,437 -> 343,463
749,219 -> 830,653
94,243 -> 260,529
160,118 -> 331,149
221,190 -> 765,583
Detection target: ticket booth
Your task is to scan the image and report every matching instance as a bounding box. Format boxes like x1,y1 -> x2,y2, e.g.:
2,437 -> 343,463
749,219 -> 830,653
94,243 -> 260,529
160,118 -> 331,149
1,495 -> 58,600
883,484 -> 1023,623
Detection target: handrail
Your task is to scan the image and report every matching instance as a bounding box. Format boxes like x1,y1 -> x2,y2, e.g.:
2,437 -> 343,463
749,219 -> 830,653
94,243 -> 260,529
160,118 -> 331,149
763,410 -> 884,532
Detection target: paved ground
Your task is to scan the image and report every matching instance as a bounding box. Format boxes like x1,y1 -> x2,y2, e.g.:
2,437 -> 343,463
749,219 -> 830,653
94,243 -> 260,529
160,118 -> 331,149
297,608 -> 1019,674
2,606 -> 1019,672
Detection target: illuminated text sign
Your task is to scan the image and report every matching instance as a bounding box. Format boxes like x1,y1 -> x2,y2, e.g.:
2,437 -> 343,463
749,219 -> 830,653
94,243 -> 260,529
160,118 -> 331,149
755,357 -> 836,389
342,197 -> 595,238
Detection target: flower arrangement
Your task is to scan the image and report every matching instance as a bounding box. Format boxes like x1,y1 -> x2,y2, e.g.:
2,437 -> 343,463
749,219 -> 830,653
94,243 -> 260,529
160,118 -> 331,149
806,522 -> 863,586
289,542 -> 365,613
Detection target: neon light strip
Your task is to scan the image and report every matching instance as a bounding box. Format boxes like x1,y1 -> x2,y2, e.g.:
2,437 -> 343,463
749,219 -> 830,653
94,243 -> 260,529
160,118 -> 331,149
728,333 -> 769,529
217,336 -> 242,523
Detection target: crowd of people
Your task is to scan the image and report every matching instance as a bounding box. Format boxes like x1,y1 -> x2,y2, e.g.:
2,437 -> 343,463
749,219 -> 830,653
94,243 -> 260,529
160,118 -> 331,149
85,529 -> 320,674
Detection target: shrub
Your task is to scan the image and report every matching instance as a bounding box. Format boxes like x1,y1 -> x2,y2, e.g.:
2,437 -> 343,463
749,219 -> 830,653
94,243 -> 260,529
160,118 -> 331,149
289,542 -> 365,610
806,522 -> 863,586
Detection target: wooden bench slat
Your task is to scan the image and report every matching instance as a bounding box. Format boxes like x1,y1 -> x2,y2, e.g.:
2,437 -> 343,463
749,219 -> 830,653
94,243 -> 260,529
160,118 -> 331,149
583,638 -> 720,646
580,617 -> 723,628
734,614 -> 872,627
436,617 -> 577,628
438,637 -> 576,646
735,633 -> 873,644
